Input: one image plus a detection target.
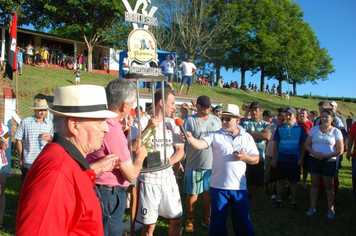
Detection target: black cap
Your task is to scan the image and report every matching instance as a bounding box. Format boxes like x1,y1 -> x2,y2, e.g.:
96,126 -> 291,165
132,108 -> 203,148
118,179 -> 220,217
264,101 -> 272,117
285,106 -> 297,114
197,96 -> 211,108
214,105 -> 223,112
263,110 -> 275,117
249,101 -> 261,109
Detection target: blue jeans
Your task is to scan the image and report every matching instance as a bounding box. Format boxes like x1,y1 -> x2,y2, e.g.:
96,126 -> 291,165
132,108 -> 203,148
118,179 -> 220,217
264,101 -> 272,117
210,187 -> 255,236
95,185 -> 127,236
352,157 -> 356,198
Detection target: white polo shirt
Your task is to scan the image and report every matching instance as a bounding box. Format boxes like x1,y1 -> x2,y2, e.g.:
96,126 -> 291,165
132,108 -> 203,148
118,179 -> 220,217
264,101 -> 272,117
203,127 -> 259,190
179,61 -> 196,76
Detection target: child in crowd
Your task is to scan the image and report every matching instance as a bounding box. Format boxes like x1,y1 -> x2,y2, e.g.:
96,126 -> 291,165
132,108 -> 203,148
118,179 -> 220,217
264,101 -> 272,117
74,68 -> 81,85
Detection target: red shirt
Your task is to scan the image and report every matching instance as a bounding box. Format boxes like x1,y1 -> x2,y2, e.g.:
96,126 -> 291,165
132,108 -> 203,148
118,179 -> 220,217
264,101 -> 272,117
297,120 -> 313,135
16,134 -> 104,236
349,122 -> 356,156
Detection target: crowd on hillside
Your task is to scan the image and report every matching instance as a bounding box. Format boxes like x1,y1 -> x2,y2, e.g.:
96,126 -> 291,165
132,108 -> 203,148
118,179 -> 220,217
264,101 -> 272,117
2,78 -> 356,235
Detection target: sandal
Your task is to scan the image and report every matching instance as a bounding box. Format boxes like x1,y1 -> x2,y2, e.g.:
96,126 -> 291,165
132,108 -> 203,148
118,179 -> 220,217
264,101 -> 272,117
0,224 -> 11,232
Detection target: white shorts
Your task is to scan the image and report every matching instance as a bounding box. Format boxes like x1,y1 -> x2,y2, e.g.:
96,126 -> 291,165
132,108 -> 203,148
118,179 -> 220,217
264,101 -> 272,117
135,176 -> 183,224
75,77 -> 80,82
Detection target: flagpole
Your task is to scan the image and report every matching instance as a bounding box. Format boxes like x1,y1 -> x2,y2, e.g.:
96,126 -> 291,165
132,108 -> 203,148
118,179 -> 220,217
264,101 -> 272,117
16,71 -> 18,112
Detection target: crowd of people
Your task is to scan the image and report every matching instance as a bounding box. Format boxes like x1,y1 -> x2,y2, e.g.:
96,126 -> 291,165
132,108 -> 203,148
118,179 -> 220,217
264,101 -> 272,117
1,78 -> 356,235
12,41 -> 110,74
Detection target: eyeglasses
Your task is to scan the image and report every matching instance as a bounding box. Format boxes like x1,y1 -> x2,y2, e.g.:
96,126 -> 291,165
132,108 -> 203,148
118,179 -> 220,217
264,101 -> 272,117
220,117 -> 232,122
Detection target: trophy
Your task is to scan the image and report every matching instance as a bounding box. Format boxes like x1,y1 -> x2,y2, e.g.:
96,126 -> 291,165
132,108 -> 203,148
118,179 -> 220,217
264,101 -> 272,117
140,125 -> 162,169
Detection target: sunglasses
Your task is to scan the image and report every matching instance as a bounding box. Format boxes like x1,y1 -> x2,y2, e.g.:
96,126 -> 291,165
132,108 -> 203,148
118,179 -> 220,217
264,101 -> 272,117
220,117 -> 232,122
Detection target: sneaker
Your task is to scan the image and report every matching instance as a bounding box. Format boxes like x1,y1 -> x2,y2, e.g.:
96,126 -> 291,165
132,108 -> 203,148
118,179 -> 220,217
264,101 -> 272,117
270,194 -> 277,200
291,203 -> 299,211
273,201 -> 282,209
202,217 -> 210,228
327,210 -> 335,219
306,207 -> 316,216
185,219 -> 194,233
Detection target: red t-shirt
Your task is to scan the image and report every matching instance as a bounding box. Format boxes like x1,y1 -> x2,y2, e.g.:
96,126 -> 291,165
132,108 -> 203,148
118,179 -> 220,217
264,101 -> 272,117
16,134 -> 104,236
349,122 -> 356,156
297,120 -> 313,135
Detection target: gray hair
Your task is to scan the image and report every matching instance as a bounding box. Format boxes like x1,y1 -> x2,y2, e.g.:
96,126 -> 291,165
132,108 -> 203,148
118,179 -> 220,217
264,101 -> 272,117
53,115 -> 70,135
105,79 -> 136,111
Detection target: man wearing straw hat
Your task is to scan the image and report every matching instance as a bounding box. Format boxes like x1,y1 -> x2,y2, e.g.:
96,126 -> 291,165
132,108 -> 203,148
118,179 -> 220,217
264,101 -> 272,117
14,98 -> 54,184
16,85 -> 125,235
183,104 -> 259,236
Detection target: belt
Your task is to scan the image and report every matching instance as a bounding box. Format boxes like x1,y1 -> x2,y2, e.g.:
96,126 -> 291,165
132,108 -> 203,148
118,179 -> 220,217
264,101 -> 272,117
95,184 -> 127,193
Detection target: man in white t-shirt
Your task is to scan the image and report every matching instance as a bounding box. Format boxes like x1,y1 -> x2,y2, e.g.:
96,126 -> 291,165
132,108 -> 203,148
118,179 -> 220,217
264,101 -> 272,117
184,104 -> 259,236
122,57 -> 130,77
178,56 -> 197,95
131,89 -> 185,236
160,54 -> 175,90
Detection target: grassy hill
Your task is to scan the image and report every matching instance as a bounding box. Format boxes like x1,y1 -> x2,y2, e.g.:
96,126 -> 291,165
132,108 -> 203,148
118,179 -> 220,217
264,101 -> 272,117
11,65 -> 356,117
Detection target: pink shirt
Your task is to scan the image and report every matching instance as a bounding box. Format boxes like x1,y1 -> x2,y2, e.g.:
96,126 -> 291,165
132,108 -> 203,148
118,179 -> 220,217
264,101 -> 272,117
87,118 -> 131,187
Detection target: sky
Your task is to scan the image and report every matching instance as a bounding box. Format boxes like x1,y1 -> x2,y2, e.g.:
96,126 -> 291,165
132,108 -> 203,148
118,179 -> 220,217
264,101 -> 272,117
220,0 -> 356,98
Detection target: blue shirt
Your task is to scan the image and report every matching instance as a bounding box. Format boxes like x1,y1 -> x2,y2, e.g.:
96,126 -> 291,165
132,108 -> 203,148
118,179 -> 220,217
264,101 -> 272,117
273,123 -> 306,164
17,50 -> 24,63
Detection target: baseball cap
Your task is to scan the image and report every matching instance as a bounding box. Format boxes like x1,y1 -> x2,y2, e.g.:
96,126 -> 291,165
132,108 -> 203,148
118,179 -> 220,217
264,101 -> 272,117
214,105 -> 223,112
330,101 -> 338,107
196,96 -> 211,108
285,107 -> 297,115
263,110 -> 275,117
249,101 -> 261,109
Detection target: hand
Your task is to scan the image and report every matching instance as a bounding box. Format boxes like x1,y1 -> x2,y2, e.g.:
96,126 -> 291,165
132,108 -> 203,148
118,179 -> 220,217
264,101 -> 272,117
41,133 -> 51,141
136,143 -> 148,160
298,158 -> 304,166
91,154 -> 121,175
121,114 -> 133,132
19,159 -> 23,169
147,116 -> 159,128
346,152 -> 351,161
313,152 -> 324,160
233,150 -> 247,161
173,161 -> 184,175
180,131 -> 192,143
271,159 -> 277,168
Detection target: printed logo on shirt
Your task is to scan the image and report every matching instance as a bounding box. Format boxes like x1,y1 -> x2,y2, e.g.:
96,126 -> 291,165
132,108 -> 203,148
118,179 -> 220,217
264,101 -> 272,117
196,121 -> 201,126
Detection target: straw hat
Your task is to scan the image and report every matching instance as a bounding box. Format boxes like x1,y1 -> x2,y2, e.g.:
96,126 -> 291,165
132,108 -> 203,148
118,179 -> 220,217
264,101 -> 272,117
221,104 -> 242,118
28,99 -> 48,110
48,85 -> 117,118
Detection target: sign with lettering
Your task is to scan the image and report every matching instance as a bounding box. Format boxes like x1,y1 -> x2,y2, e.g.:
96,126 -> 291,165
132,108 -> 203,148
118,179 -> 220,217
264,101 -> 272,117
122,0 -> 160,75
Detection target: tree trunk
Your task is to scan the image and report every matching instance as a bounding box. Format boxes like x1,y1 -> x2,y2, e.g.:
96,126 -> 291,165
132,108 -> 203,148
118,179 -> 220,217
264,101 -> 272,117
86,44 -> 94,72
215,65 -> 220,85
278,72 -> 283,96
240,65 -> 246,90
293,81 -> 297,96
260,65 -> 265,92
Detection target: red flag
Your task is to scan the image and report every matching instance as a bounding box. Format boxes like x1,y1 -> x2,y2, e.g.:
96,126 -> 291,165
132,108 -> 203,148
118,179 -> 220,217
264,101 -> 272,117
4,12 -> 17,80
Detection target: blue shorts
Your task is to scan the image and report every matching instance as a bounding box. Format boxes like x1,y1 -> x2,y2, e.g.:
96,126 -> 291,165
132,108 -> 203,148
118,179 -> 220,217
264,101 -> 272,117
17,61 -> 23,69
184,167 -> 211,194
182,75 -> 193,86
276,161 -> 301,182
308,156 -> 337,178
165,73 -> 174,83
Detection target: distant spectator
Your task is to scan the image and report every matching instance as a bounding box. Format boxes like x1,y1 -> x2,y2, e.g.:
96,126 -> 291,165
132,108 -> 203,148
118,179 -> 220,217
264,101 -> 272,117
56,45 -> 63,66
103,54 -> 109,72
347,116 -> 353,132
17,46 -> 25,75
266,84 -> 269,93
178,56 -> 197,95
74,68 -> 81,85
34,44 -> 41,65
309,111 -> 318,123
26,42 -> 34,65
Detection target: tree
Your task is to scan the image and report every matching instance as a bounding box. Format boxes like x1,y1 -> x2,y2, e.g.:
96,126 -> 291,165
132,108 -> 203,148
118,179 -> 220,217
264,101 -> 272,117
152,0 -> 235,64
24,0 -> 126,72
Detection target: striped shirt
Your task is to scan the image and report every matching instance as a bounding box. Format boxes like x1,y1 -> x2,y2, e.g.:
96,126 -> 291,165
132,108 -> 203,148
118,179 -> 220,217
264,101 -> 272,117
14,115 -> 53,164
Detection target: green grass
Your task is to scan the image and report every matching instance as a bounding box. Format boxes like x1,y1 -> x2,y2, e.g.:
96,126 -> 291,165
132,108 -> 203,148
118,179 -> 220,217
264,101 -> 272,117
2,65 -> 356,235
